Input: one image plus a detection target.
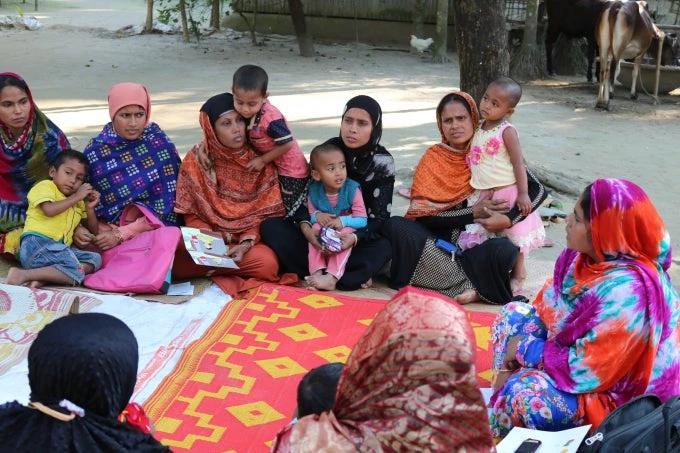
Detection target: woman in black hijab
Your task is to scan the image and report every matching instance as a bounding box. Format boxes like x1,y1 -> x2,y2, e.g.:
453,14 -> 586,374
261,95 -> 395,290
0,313 -> 169,452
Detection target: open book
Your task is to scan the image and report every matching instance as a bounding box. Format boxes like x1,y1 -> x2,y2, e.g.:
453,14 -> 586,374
180,227 -> 239,269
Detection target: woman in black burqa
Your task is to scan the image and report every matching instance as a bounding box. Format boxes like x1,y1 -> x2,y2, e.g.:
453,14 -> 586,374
0,312 -> 169,452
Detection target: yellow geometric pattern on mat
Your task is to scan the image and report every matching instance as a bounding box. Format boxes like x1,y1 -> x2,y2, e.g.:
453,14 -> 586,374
145,285 -> 390,452
278,322 -> 327,341
470,321 -> 491,351
314,345 -> 353,363
226,401 -> 286,427
255,356 -> 307,378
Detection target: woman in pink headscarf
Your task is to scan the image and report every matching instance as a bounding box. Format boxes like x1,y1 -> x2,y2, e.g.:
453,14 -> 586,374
73,82 -> 181,251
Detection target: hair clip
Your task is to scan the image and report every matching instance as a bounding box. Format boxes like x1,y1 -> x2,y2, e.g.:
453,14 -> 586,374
59,399 -> 85,418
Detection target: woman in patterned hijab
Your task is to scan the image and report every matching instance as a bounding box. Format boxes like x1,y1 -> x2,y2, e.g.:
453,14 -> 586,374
490,179 -> 680,438
271,286 -> 494,452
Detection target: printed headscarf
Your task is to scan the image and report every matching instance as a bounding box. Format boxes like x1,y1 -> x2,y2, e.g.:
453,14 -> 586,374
0,313 -> 169,452
271,286 -> 494,452
174,92 -> 285,234
84,82 -> 181,226
406,91 -> 478,218
534,179 -> 680,427
0,72 -> 70,232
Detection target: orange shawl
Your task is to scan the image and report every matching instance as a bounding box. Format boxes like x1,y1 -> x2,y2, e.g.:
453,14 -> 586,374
405,91 -> 479,218
271,286 -> 494,452
174,112 -> 285,234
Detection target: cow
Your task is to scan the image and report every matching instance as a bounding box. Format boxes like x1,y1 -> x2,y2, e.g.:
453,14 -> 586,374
545,0 -> 609,83
595,1 -> 670,109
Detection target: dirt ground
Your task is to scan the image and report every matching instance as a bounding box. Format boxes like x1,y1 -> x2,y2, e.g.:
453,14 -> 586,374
2,0 -> 679,291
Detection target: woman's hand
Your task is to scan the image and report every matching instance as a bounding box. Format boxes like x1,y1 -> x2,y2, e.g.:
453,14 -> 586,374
245,156 -> 265,172
94,230 -> 120,251
195,142 -> 213,172
474,208 -> 512,233
517,192 -> 532,216
73,224 -> 93,248
493,336 -> 522,393
336,232 -> 356,251
226,244 -> 249,264
472,198 -> 509,220
301,223 -> 324,252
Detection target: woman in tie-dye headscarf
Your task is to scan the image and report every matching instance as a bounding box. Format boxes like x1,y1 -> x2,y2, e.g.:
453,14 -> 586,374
489,179 -> 680,438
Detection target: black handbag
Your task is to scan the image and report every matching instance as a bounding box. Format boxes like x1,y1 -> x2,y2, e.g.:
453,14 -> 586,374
578,394 -> 680,453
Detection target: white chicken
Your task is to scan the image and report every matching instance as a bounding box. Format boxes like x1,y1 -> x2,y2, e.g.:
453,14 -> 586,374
409,35 -> 434,53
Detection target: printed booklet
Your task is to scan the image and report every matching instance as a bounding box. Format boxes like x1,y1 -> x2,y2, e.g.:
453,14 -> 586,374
180,227 -> 239,269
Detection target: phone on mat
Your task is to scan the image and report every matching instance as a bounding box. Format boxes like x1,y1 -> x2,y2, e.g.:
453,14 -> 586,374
514,438 -> 542,453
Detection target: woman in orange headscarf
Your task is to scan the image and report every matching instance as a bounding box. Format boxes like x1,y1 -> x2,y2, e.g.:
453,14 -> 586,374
172,92 -> 290,296
383,91 -> 547,305
271,286 -> 494,452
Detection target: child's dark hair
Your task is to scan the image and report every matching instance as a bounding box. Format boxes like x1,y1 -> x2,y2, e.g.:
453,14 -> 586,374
296,362 -> 343,418
232,64 -> 268,95
52,149 -> 90,173
309,142 -> 343,171
490,76 -> 522,108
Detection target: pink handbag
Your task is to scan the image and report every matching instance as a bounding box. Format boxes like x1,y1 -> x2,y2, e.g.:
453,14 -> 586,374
83,204 -> 181,294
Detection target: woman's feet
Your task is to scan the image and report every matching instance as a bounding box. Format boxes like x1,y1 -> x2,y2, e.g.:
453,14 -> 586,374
360,278 -> 373,289
454,288 -> 480,305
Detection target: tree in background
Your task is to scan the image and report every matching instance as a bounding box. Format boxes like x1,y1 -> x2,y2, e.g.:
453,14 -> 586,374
510,0 -> 547,79
233,0 -> 259,45
179,0 -> 190,42
451,0 -> 509,102
288,0 -> 314,56
145,0 -> 154,33
411,0 -> 425,54
210,0 -> 220,30
432,0 -> 449,63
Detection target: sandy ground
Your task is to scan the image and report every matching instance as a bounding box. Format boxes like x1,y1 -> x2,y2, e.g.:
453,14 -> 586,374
2,0 -> 679,292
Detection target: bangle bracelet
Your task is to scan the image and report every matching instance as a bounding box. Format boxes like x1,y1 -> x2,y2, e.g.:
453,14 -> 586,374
299,220 -> 312,228
351,233 -> 358,247
113,229 -> 124,244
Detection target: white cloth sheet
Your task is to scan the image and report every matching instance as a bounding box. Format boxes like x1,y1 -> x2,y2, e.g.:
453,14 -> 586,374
0,283 -> 230,405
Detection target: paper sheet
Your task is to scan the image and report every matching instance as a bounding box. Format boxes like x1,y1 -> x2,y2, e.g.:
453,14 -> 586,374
167,282 -> 194,296
496,425 -> 591,453
181,227 -> 239,269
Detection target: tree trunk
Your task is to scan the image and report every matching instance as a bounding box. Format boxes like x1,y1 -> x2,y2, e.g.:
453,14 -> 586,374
412,0 -> 425,39
432,0 -> 449,63
510,0 -> 547,79
233,0 -> 259,46
451,0 -> 510,102
144,0 -> 154,33
210,0 -> 220,30
288,0 -> 315,56
179,0 -> 190,42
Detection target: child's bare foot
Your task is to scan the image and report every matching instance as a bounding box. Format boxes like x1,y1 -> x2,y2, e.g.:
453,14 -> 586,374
454,288 -> 480,305
360,278 -> 373,289
306,273 -> 338,291
28,280 -> 44,288
5,267 -> 27,286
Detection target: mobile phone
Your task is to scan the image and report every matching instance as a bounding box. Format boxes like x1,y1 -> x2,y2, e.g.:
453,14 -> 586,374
434,238 -> 461,257
514,438 -> 542,453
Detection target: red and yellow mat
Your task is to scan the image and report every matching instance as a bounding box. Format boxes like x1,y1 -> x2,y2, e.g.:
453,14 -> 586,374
144,284 -> 494,452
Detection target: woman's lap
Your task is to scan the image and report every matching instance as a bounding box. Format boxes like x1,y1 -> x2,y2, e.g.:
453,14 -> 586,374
384,216 -> 516,303
260,217 -> 391,290
172,241 -> 278,280
490,302 -> 580,437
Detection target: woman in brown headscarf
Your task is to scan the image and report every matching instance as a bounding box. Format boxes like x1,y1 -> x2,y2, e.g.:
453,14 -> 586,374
172,92 -> 290,296
383,91 -> 547,305
271,285 -> 494,452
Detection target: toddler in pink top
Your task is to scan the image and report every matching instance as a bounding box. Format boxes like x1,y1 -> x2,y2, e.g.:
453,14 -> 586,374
459,77 -> 544,294
232,65 -> 310,219
304,143 -> 367,291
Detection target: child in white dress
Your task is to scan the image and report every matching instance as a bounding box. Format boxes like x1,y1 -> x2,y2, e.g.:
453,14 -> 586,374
459,77 -> 545,294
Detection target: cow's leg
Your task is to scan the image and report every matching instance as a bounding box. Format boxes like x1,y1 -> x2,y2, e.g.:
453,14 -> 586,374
586,37 -> 597,83
609,58 -> 618,99
546,28 -> 558,76
596,55 -> 610,109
